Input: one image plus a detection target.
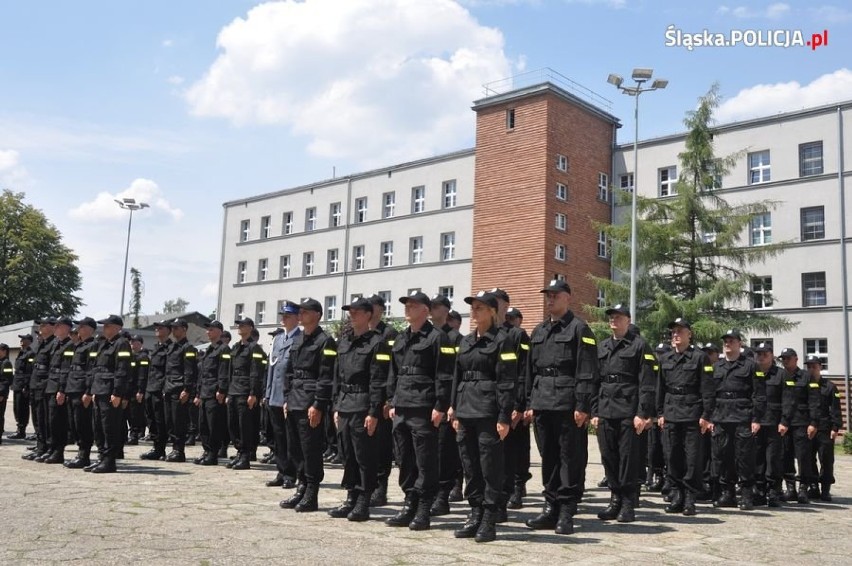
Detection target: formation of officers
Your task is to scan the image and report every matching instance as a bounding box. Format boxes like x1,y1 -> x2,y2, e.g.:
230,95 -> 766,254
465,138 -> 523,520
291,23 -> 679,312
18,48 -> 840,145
1,279 -> 843,544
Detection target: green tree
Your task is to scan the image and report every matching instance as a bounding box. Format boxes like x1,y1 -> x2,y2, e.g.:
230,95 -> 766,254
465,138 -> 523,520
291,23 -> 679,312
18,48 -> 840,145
129,267 -> 143,328
0,190 -> 82,324
163,297 -> 190,314
588,85 -> 795,345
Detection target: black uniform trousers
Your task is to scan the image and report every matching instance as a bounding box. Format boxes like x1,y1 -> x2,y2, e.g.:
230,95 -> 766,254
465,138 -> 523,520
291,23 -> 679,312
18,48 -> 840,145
664,421 -> 703,493
508,422 -> 532,486
47,396 -> 68,452
711,422 -> 755,489
199,398 -> 227,455
534,410 -> 583,506
375,416 -> 395,484
646,423 -> 665,475
128,398 -> 146,437
12,390 -> 29,431
457,417 -> 504,509
437,419 -> 462,494
790,426 -> 817,484
30,389 -> 49,453
188,402 -> 199,438
227,395 -> 257,455
701,431 -> 714,489
286,409 -> 325,486
69,393 -> 93,450
339,410 -> 378,493
392,407 -> 439,499
145,391 -> 167,451
812,430 -> 835,485
268,404 -> 296,480
0,396 -> 6,436
144,392 -> 159,440
163,392 -> 188,451
781,433 -> 796,482
324,402 -> 338,453
576,424 -> 590,498
94,397 -> 123,459
597,417 -> 640,496
754,426 -> 783,491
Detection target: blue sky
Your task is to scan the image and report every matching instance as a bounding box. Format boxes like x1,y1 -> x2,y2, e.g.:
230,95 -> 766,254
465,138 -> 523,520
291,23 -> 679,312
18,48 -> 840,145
1,0 -> 850,320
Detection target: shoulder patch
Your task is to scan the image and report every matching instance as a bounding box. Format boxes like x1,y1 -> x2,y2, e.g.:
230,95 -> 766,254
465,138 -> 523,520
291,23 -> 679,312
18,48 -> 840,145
835,392 -> 842,398
139,360 -> 149,366
785,380 -> 795,386
375,353 -> 391,362
809,382 -> 819,388
581,336 -> 596,345
117,351 -> 132,358
704,366 -> 714,372
755,371 -> 765,377
440,347 -> 456,355
89,352 -> 98,357
387,340 -> 395,346
63,351 -> 74,357
221,354 -> 231,359
323,349 -> 337,357
185,351 -> 197,358
520,343 -> 530,351
500,352 -> 518,361
644,354 -> 656,361
252,353 -> 264,359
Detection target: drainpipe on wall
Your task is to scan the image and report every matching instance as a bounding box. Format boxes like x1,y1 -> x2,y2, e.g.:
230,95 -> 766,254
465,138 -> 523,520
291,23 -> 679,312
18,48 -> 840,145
837,106 -> 850,431
341,177 -> 353,307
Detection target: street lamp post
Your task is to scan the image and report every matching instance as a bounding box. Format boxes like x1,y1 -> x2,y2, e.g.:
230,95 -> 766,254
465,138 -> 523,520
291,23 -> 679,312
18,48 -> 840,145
115,198 -> 149,317
607,68 -> 668,325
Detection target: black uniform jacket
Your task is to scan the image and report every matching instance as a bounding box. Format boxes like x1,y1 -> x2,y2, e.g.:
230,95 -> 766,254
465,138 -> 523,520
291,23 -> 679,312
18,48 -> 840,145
198,340 -> 231,399
815,377 -> 843,432
164,338 -> 198,396
11,346 -> 34,391
0,358 -> 12,396
333,329 -> 391,417
132,349 -> 150,397
386,320 -> 455,412
781,367 -> 820,428
145,339 -> 172,393
283,326 -> 337,412
45,337 -> 74,394
709,354 -> 767,424
66,338 -> 95,395
29,335 -> 55,391
656,345 -> 715,423
759,364 -> 788,426
90,335 -> 132,398
594,330 -> 657,420
228,338 -> 265,398
526,311 -> 599,413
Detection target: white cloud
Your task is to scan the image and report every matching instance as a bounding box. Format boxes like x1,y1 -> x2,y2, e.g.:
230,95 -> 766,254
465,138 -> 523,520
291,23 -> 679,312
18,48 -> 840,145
717,68 -> 852,123
68,178 -> 184,221
0,148 -> 30,187
167,75 -> 185,85
200,281 -> 219,299
186,0 -> 514,166
718,3 -> 789,19
812,5 -> 852,23
162,39 -> 174,47
0,149 -> 19,171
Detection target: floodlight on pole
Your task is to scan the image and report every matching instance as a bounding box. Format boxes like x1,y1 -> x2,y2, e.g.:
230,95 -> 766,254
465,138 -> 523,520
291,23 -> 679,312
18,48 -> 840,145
116,199 -> 149,317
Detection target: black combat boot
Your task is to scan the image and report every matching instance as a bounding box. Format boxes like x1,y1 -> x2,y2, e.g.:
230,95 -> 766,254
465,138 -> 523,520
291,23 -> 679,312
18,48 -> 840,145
35,450 -> 54,463
714,488 -> 737,508
83,457 -> 102,472
328,490 -> 356,518
796,486 -> 810,504
385,493 -> 418,526
661,477 -> 674,500
507,484 -> 524,509
43,450 -> 64,464
165,450 -> 186,463
430,489 -> 451,516
90,456 -> 117,474
294,484 -> 319,512
448,478 -> 464,502
231,453 -> 251,470
597,475 -> 609,488
807,483 -> 820,499
739,486 -> 754,510
752,484 -> 767,507
65,449 -> 91,469
454,506 -> 483,538
7,428 -> 26,440
217,446 -> 228,459
199,453 -> 219,466
554,505 -> 574,535
408,496 -> 433,531
683,490 -> 697,516
193,451 -> 210,465
781,479 -> 796,502
526,500 -> 558,530
616,490 -> 635,523
225,454 -> 240,469
140,448 -> 166,460
279,483 -> 306,509
347,491 -> 371,522
666,488 -> 685,513
767,485 -> 782,508
370,477 -> 388,507
474,507 -> 497,543
597,493 -> 622,520
819,483 -> 832,502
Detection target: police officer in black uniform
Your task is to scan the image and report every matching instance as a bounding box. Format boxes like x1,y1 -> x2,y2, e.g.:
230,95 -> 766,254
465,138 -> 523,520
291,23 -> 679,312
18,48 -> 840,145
385,291 -> 455,531
162,318 -> 198,463
127,335 -> 149,444
804,355 -> 842,501
86,315 -> 133,473
778,347 -> 820,504
368,294 -> 399,507
63,317 -> 98,469
41,316 -> 75,463
524,280 -> 599,536
656,319 -> 714,516
7,333 -> 34,440
140,321 -> 173,460
504,307 -> 533,509
592,305 -> 656,523
709,329 -> 767,510
279,299 -> 337,512
226,318 -> 265,470
327,297 -> 392,522
0,344 -> 13,441
193,321 -> 231,466
752,342 -> 787,506
23,317 -> 56,460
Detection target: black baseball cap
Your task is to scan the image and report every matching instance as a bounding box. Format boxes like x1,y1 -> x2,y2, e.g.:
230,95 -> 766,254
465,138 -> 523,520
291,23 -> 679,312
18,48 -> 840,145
55,316 -> 74,327
222,330 -> 232,341
399,291 -> 431,308
171,318 -> 189,329
17,333 -> 33,341
368,294 -> 386,307
234,317 -> 255,327
464,291 -> 498,309
804,355 -> 822,366
299,298 -> 323,315
605,304 -> 631,317
130,334 -> 144,343
778,347 -> 798,359
204,321 -> 225,330
97,314 -> 124,327
342,297 -> 373,312
35,316 -> 57,325
721,328 -> 743,341
448,310 -> 461,322
152,320 -> 172,329
700,342 -> 719,353
0,343 -> 8,351
668,318 -> 692,330
430,294 -> 452,309
489,288 -> 510,303
540,279 -> 571,294
73,317 -> 97,330
506,307 -> 522,319
655,342 -> 672,354
752,342 -> 773,353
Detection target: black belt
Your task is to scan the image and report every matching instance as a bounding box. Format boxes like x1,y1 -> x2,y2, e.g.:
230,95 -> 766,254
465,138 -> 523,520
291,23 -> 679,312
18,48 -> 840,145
602,374 -> 637,384
539,367 -> 570,377
717,391 -> 749,399
398,366 -> 430,376
293,370 -> 316,380
340,383 -> 368,393
36,364 -> 49,370
462,370 -> 494,382
232,372 -> 247,377
667,386 -> 698,395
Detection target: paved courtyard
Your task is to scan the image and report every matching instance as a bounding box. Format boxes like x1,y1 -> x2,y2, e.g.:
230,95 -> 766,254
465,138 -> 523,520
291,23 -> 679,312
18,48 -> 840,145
1,404 -> 850,565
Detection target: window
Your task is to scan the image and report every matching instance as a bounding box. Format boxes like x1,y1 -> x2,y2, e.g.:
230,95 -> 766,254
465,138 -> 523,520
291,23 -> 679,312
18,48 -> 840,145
620,173 -> 634,192
597,231 -> 608,258
240,219 -> 250,242
750,213 -> 772,246
555,244 -> 566,261
383,192 -> 396,219
237,261 -> 247,284
255,301 -> 266,325
802,272 -> 826,307
556,154 -> 568,172
305,207 -> 317,231
438,286 -> 454,303
441,232 -> 455,261
325,296 -> 337,321
327,249 -> 339,274
555,213 -> 567,231
411,186 -> 426,213
282,212 -> 293,235
260,216 -> 271,239
378,291 -> 392,317
804,338 -> 829,370
355,197 -> 368,223
258,258 -> 269,281
800,206 -> 825,241
597,173 -> 609,202
352,245 -> 365,271
596,289 -> 606,308
303,252 -> 314,277
751,276 -> 773,309
800,141 -> 824,177
659,166 -> 677,196
410,236 -> 423,264
380,241 -> 394,268
748,150 -> 771,184
234,303 -> 244,320
506,108 -> 515,129
442,180 -> 457,209
556,183 -> 567,201
330,202 -> 342,227
279,255 -> 290,279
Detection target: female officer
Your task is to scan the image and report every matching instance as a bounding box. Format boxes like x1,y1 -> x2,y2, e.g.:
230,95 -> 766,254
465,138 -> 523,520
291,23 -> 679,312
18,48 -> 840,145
448,291 -> 518,543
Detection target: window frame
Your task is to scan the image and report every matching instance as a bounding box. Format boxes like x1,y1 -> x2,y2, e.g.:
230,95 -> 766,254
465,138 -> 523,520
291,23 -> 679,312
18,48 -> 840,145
801,271 -> 826,307
799,141 -> 824,177
597,172 -> 609,202
555,213 -> 567,231
324,296 -> 337,321
556,154 -> 568,172
302,252 -> 314,277
411,186 -> 426,214
382,192 -> 396,219
330,202 -> 342,228
620,173 -> 634,192
751,276 -> 773,309
240,219 -> 250,243
260,215 -> 271,239
237,261 -> 247,284
597,231 -> 608,258
556,182 -> 567,201
352,245 -> 365,271
354,197 -> 368,223
410,236 -> 424,264
327,249 -> 339,274
282,212 -> 294,235
442,180 -> 457,209
555,244 -> 566,261
750,213 -> 772,246
441,232 -> 455,261
803,338 -> 829,370
800,206 -> 825,241
255,301 -> 266,324
659,166 -> 677,197
305,207 -> 317,232
258,258 -> 269,281
279,255 -> 291,279
748,150 -> 771,185
381,241 -> 394,268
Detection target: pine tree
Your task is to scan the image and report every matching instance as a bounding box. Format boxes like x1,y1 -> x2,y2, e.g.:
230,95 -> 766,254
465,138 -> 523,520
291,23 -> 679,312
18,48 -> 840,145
129,267 -> 143,328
